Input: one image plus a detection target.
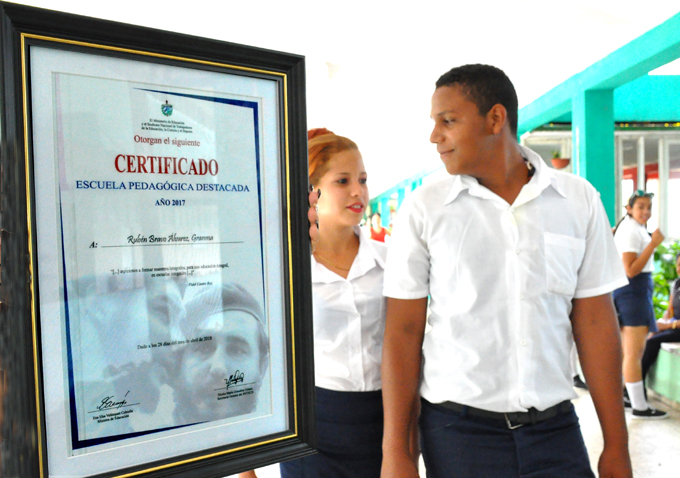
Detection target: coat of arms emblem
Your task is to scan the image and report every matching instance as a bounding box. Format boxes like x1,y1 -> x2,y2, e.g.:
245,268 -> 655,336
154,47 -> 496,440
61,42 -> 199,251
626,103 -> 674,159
161,100 -> 173,117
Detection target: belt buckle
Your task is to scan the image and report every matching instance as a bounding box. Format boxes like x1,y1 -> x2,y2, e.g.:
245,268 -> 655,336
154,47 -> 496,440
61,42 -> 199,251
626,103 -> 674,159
504,413 -> 524,430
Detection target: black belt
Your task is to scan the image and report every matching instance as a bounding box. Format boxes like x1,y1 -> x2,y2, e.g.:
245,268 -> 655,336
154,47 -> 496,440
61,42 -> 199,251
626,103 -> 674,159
433,400 -> 572,429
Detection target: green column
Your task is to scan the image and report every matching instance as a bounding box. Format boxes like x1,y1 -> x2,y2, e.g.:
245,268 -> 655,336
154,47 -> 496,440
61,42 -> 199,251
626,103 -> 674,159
572,89 -> 616,224
369,199 -> 378,216
380,197 -> 390,227
397,188 -> 406,209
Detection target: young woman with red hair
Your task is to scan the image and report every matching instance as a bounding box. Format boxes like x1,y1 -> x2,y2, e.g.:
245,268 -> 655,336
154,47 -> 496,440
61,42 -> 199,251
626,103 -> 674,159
240,129 -> 395,478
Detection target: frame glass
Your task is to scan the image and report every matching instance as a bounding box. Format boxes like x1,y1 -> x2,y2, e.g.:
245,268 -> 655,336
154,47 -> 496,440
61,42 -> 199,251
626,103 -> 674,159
0,2 -> 315,477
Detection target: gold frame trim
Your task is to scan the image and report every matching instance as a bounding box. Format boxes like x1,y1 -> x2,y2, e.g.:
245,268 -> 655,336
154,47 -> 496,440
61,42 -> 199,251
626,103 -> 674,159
21,33 -> 300,477
22,33 -> 287,78
21,32 -> 44,478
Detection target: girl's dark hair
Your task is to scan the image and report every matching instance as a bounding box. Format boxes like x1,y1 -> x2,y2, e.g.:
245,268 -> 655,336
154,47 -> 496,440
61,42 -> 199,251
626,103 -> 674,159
612,190 -> 654,235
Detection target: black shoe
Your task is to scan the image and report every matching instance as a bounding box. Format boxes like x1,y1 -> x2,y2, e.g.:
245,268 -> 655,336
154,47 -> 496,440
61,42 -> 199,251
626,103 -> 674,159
631,407 -> 668,420
573,375 -> 588,390
623,394 -> 631,410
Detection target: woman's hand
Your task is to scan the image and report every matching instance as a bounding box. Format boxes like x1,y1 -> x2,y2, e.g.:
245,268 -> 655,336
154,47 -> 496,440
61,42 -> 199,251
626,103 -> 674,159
651,228 -> 665,247
655,318 -> 679,332
622,227 -> 665,278
308,188 -> 320,253
237,471 -> 258,478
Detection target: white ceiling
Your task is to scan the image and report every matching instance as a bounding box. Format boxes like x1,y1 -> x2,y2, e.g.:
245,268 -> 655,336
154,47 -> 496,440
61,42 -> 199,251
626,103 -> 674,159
14,0 -> 680,195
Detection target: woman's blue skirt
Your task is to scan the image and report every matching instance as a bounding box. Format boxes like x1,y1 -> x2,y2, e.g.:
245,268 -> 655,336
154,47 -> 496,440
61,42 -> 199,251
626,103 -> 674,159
279,387 -> 383,478
613,272 -> 657,331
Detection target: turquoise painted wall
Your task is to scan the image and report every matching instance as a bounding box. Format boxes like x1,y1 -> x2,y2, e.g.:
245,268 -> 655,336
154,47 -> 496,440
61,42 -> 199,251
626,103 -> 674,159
516,11 -> 680,224
518,12 -> 680,137
614,75 -> 680,121
648,348 -> 680,404
533,75 -> 680,124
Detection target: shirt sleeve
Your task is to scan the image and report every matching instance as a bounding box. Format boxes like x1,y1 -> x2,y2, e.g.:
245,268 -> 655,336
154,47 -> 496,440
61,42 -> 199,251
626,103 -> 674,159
614,218 -> 643,254
382,193 -> 431,299
573,188 -> 629,298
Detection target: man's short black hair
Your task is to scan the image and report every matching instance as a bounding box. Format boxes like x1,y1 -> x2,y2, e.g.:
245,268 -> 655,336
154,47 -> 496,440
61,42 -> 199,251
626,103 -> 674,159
436,64 -> 518,137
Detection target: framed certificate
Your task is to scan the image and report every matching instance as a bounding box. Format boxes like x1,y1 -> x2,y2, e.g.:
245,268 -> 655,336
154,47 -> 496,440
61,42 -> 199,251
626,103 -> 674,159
0,2 -> 315,477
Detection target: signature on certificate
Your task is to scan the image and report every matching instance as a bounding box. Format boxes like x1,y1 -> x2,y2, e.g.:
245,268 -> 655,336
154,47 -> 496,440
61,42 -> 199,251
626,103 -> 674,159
96,391 -> 131,411
224,370 -> 245,390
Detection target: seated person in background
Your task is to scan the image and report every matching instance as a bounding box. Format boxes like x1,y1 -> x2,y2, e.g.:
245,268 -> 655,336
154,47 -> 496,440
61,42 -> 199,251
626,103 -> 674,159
369,212 -> 390,243
641,252 -> 680,382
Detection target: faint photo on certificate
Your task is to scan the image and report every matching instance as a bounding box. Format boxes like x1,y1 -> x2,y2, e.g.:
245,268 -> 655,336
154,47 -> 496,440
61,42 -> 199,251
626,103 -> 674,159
77,279 -> 270,442
171,282 -> 270,424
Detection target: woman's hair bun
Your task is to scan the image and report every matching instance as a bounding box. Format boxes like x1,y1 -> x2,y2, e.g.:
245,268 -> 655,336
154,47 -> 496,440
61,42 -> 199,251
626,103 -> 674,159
308,128 -> 334,141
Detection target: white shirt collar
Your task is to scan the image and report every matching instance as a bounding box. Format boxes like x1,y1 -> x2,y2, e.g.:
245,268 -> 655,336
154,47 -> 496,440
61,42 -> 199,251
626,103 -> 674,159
444,145 -> 567,206
312,226 -> 385,284
622,214 -> 645,229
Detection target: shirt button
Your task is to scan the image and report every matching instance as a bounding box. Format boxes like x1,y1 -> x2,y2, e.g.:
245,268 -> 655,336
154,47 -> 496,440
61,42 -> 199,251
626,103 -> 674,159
515,249 -> 520,254
520,340 -> 527,346
509,207 -> 515,213
520,294 -> 525,300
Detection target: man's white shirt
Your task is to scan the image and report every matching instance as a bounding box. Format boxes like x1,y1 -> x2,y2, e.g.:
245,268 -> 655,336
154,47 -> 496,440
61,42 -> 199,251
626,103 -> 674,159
383,146 -> 628,413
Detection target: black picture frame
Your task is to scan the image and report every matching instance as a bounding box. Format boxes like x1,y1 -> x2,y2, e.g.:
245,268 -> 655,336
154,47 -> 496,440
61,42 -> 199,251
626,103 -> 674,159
0,2 -> 315,477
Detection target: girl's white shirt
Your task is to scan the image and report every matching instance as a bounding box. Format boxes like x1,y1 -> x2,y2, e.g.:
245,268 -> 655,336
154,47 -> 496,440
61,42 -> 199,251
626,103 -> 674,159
311,227 -> 387,392
614,215 -> 654,273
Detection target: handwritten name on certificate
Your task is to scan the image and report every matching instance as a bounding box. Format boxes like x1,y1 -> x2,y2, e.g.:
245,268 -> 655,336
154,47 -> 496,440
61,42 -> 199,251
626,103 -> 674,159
53,74 -> 272,448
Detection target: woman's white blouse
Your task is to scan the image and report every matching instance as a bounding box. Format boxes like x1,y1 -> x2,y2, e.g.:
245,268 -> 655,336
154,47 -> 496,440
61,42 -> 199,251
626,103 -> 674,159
614,215 -> 654,273
312,228 -> 387,392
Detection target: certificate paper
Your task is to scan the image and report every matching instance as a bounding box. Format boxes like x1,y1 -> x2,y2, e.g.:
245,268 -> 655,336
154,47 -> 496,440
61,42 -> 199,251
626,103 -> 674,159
31,46 -> 291,476
58,73 -> 270,446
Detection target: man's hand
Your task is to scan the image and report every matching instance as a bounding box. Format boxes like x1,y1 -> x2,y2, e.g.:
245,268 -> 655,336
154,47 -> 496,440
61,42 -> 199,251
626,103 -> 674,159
571,294 -> 632,478
598,445 -> 633,478
381,298 -> 427,478
381,451 -> 420,478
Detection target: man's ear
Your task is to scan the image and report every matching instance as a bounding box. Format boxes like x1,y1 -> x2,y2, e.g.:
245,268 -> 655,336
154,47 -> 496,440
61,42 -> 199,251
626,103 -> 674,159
487,103 -> 508,135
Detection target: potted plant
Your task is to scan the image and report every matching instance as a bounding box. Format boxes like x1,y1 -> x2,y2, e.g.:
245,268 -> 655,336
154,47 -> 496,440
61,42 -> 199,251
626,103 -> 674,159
551,150 -> 570,169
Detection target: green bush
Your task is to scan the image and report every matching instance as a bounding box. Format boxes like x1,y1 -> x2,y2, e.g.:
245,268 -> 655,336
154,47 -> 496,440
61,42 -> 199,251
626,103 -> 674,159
653,240 -> 680,319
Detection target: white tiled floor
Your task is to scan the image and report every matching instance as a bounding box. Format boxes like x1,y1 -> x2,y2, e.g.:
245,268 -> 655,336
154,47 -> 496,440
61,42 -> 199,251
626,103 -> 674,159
228,389 -> 680,478
575,388 -> 680,478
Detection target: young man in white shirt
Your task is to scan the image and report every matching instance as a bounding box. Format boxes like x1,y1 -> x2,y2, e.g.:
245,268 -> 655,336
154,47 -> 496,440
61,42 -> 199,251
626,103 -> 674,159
380,64 -> 633,478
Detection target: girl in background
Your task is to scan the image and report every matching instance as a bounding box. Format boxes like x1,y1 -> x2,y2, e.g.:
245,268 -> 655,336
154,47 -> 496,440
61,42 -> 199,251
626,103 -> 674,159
613,190 -> 667,419
370,212 -> 390,243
